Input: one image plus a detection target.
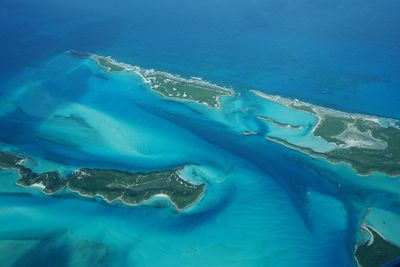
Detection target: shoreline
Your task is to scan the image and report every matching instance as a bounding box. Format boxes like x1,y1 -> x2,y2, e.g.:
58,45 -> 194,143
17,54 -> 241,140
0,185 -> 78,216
266,136 -> 400,178
354,216 -> 400,267
65,167 -> 205,211
67,50 -> 233,108
1,150 -> 205,211
66,181 -> 204,212
251,90 -> 399,127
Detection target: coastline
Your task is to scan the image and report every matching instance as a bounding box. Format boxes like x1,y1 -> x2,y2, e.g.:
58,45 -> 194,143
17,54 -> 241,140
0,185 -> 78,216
67,50 -> 233,108
265,136 -> 399,178
251,90 -> 399,127
1,150 -> 205,211
66,181 -> 204,212
354,218 -> 400,267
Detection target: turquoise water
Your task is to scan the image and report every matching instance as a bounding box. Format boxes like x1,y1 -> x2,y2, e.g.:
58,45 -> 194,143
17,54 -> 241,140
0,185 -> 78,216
0,52 -> 398,267
1,1 -> 400,266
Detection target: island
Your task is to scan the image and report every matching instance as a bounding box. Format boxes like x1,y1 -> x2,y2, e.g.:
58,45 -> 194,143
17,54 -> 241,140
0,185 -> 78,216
67,50 -> 233,108
354,224 -> 400,267
256,115 -> 303,129
66,50 -> 400,176
0,151 -> 204,210
253,90 -> 400,176
242,130 -> 259,136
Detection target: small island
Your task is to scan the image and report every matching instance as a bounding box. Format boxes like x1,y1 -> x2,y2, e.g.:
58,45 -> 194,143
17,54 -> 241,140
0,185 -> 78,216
256,115 -> 303,129
355,224 -> 400,267
242,130 -> 259,136
67,50 -> 232,108
0,151 -> 204,210
253,90 -> 400,176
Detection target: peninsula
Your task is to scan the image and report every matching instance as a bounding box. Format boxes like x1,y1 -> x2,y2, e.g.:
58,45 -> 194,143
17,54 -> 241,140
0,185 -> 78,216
355,224 -> 400,267
253,91 -> 400,176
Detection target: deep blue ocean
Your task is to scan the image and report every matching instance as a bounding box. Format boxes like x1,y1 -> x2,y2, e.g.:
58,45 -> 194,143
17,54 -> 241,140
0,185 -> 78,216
1,0 -> 400,266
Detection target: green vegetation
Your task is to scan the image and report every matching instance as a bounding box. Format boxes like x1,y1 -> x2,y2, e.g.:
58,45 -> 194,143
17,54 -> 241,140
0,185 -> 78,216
312,115 -> 399,176
68,168 -> 204,209
255,91 -> 400,176
313,115 -> 351,144
0,152 -> 65,194
66,50 -> 232,108
287,102 -> 317,114
355,118 -> 381,132
67,50 -> 125,72
0,152 -> 24,168
267,129 -> 400,176
0,151 -> 204,210
325,125 -> 400,176
17,166 -> 65,194
143,73 -> 232,108
355,225 -> 400,267
93,56 -> 126,72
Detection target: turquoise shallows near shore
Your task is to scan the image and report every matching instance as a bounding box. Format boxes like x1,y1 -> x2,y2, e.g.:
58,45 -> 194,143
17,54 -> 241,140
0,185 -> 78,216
68,50 -> 400,176
39,51 -> 399,266
0,151 -> 204,210
252,90 -> 400,177
354,224 -> 400,267
242,130 -> 259,136
67,50 -> 233,108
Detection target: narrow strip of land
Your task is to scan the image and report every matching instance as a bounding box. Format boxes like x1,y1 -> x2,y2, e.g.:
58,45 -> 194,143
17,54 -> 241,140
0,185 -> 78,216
0,151 -> 204,210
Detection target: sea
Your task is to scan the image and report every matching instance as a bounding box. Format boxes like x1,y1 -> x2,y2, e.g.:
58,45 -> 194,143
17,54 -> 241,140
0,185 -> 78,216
0,0 -> 400,266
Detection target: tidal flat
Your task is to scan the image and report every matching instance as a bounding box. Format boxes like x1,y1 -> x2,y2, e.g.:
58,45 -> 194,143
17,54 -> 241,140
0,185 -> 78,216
252,90 -> 400,176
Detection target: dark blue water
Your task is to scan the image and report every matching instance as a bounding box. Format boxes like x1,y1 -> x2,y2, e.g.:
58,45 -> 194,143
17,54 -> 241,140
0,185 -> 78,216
1,1 -> 400,266
1,0 -> 400,118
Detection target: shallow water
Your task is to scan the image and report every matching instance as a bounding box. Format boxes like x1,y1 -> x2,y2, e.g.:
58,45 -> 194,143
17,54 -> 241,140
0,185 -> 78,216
1,1 -> 400,266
